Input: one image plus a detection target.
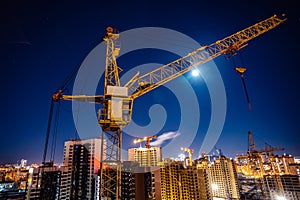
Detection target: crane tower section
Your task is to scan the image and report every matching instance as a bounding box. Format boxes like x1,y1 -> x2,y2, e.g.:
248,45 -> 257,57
103,26 -> 121,88
99,27 -> 133,129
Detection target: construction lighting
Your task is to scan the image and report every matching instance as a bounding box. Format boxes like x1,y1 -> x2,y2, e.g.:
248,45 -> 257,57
275,195 -> 287,200
211,183 -> 219,190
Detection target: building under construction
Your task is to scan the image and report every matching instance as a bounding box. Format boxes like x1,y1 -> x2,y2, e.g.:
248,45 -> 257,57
235,131 -> 300,199
128,147 -> 162,167
160,159 -> 212,200
26,161 -> 62,200
196,155 -> 240,200
262,174 -> 300,200
101,161 -> 161,200
40,14 -> 286,200
60,138 -> 103,199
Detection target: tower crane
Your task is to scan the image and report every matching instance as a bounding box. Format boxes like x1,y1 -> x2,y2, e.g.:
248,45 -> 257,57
181,147 -> 194,167
248,131 -> 284,156
247,131 -> 284,177
133,135 -> 157,148
50,14 -> 286,199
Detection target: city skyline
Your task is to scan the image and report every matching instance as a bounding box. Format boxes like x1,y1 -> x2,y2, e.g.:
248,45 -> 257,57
0,0 -> 299,164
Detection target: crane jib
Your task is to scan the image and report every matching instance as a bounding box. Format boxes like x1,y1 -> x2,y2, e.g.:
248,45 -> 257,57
128,14 -> 286,99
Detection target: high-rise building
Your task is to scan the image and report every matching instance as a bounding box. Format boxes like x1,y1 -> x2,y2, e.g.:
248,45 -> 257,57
160,160 -> 181,200
181,165 -> 212,200
198,156 -> 240,200
99,161 -> 161,200
160,159 -> 212,200
128,147 -> 162,167
26,162 -> 62,200
60,138 -> 104,200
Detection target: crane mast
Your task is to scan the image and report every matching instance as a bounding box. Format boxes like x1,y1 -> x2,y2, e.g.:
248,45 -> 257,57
103,26 -> 121,89
99,27 -> 127,199
51,14 -> 286,200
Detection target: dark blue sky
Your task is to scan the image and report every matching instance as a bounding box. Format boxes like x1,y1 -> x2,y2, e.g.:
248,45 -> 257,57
0,0 -> 299,164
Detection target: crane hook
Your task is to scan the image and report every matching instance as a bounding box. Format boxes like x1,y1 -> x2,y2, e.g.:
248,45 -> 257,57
235,67 -> 252,111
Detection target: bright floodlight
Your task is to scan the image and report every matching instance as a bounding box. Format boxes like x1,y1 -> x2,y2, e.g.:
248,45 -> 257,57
211,183 -> 219,190
178,153 -> 185,161
191,69 -> 200,77
276,195 -> 287,200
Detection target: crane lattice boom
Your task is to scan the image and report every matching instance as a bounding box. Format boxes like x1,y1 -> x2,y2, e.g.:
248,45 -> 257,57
134,135 -> 157,148
129,14 -> 286,99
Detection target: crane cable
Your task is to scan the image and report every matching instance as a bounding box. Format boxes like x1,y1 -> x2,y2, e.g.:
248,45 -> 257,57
51,62 -> 82,153
35,99 -> 54,196
44,63 -> 80,163
43,99 -> 55,164
233,51 -> 252,111
59,63 -> 82,92
37,63 -> 81,195
50,102 -> 60,162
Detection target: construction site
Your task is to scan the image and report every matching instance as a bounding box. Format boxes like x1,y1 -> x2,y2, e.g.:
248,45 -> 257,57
29,12 -> 299,200
18,13 -> 300,200
235,131 -> 300,199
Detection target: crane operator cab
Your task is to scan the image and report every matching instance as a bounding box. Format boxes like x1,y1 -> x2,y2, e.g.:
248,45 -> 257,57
98,85 -> 133,128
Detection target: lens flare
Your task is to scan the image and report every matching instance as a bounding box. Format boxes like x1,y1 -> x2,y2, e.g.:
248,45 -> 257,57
191,69 -> 200,77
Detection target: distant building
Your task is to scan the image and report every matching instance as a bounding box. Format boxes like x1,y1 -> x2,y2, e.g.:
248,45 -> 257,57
26,161 -> 61,200
160,160 -> 181,200
100,161 -> 161,200
197,156 -> 240,200
160,159 -> 212,200
235,152 -> 300,199
269,155 -> 298,175
262,174 -> 300,200
20,159 -> 27,168
128,147 -> 162,167
182,165 -> 212,200
60,137 -> 104,200
122,161 -> 161,200
0,181 -> 26,199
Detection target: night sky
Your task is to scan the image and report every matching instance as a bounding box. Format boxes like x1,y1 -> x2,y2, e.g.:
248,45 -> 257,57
0,0 -> 299,164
